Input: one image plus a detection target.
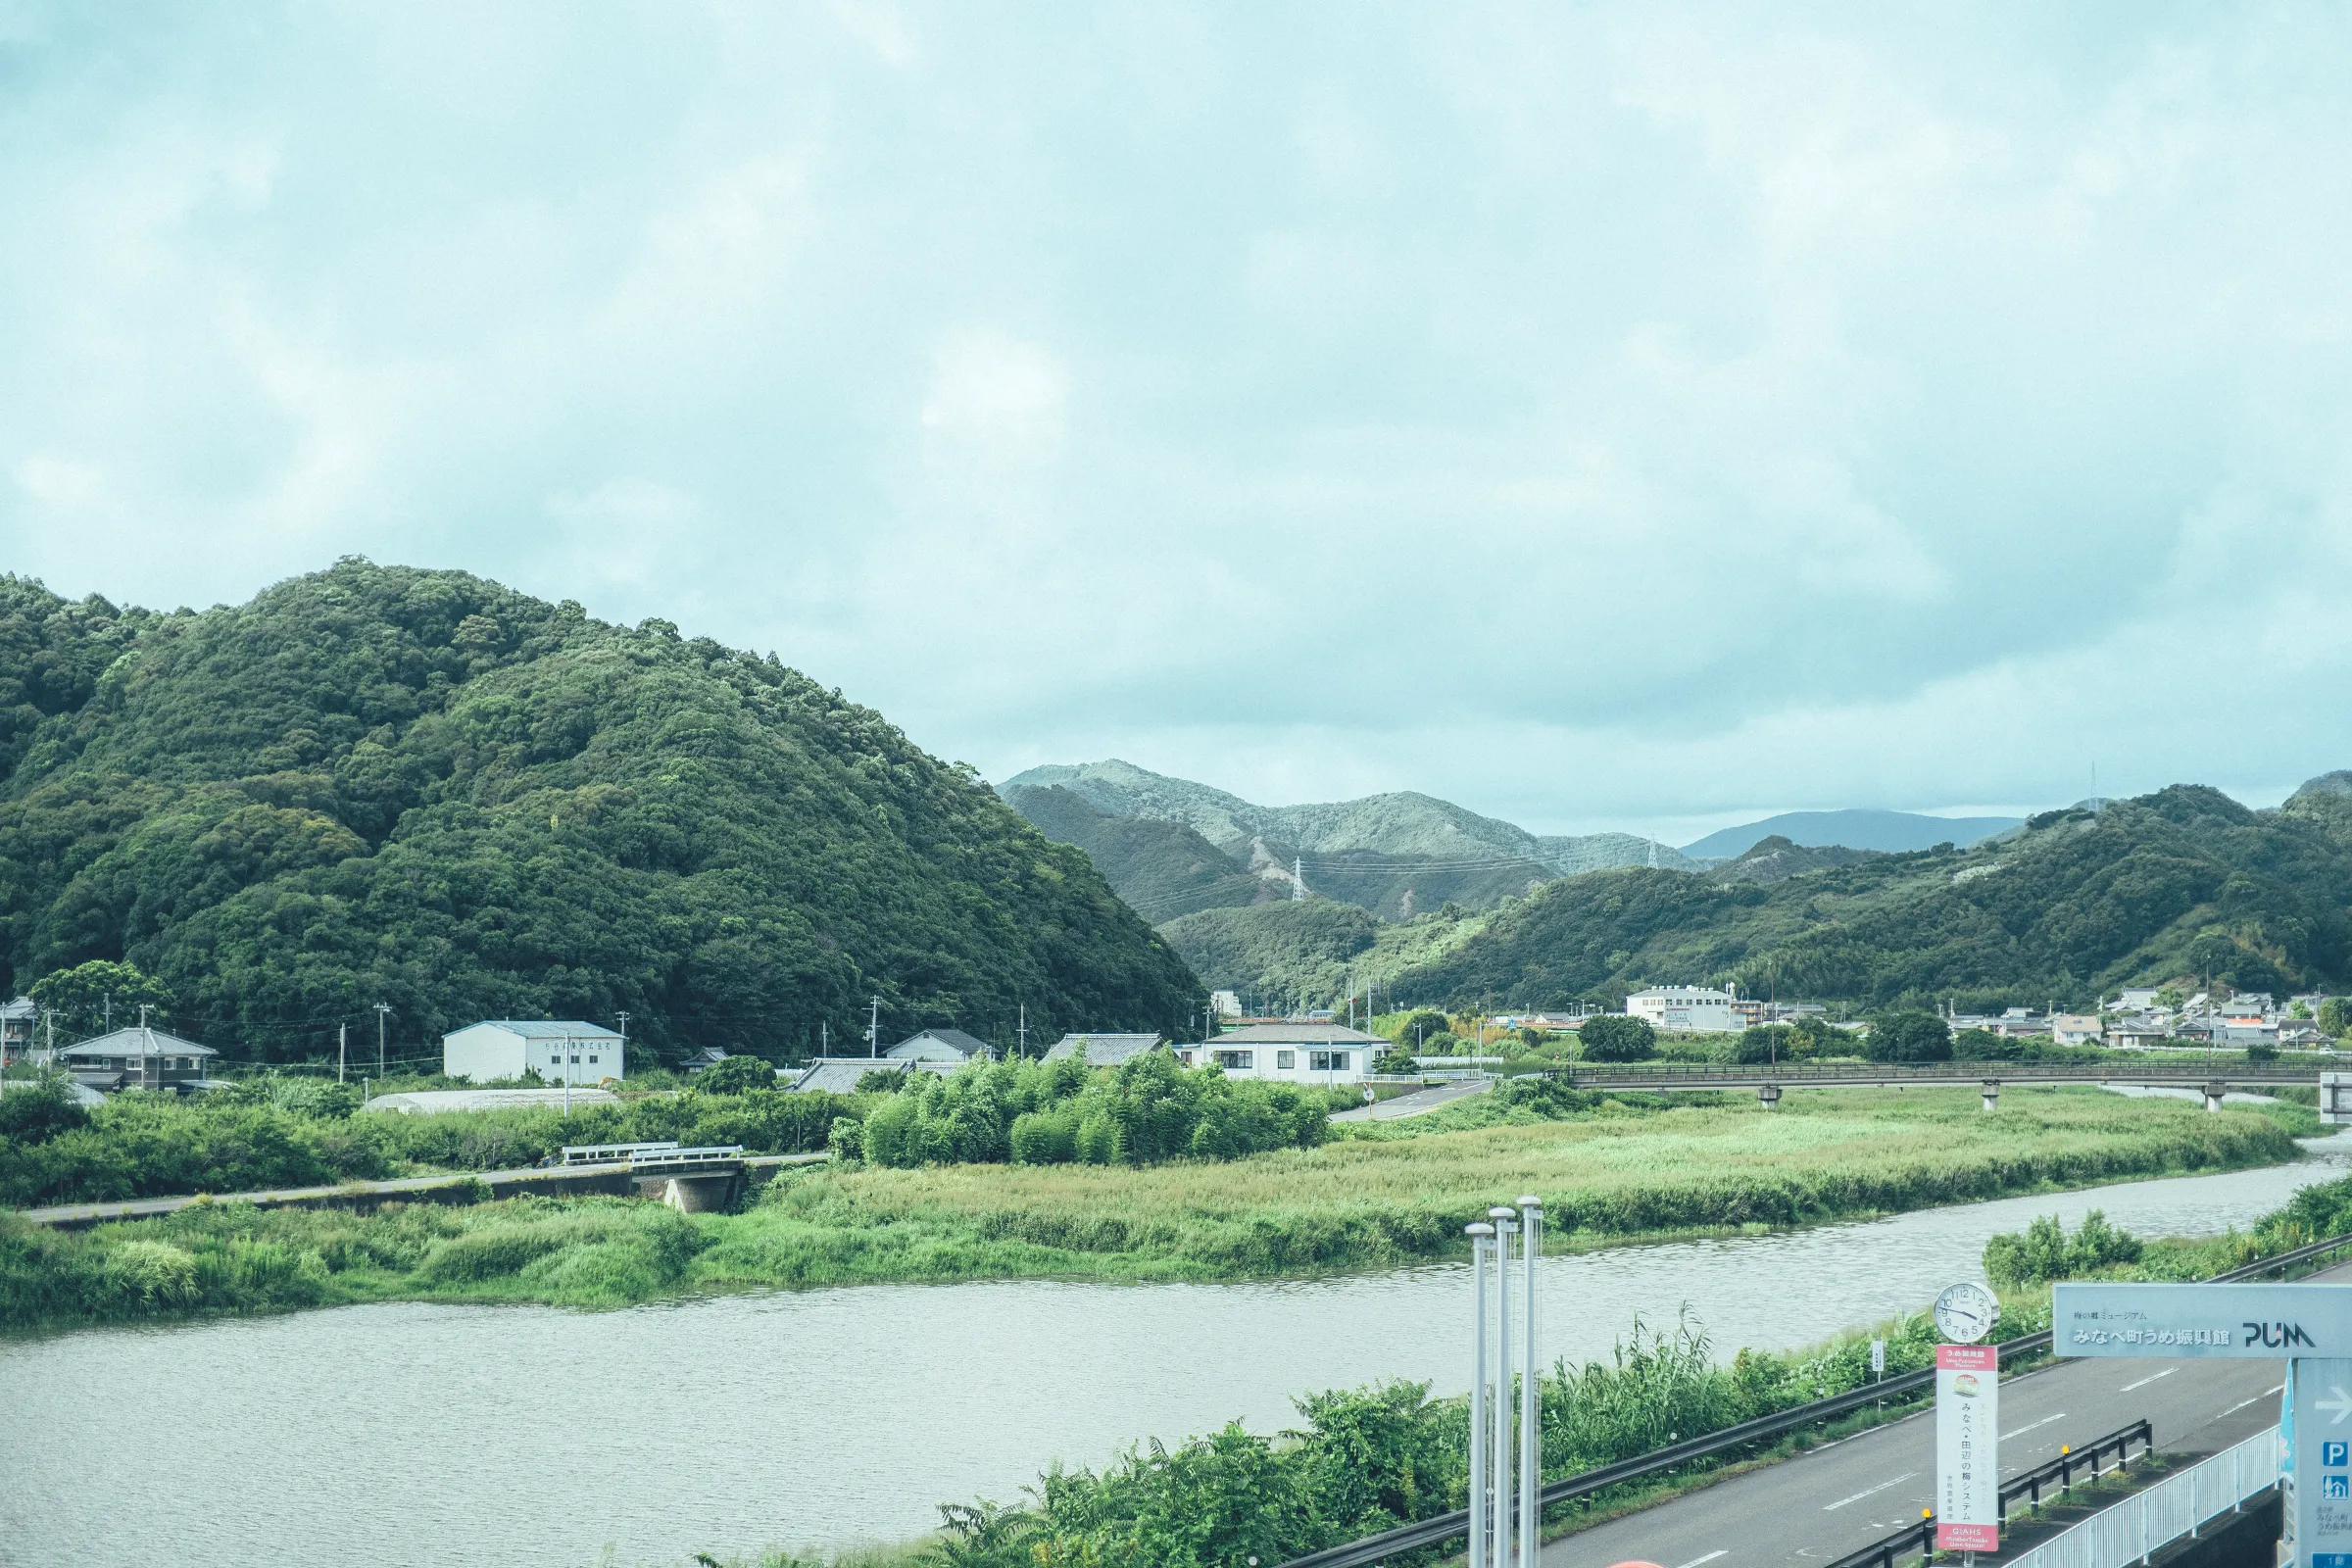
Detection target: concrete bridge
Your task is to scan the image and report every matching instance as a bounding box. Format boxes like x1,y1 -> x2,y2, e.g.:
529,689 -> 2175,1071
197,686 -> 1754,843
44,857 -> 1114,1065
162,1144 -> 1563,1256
1558,1057 -> 2334,1114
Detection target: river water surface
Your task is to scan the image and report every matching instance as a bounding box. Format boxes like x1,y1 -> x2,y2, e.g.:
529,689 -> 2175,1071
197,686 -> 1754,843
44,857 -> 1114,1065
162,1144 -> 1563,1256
7,1141 -> 2347,1566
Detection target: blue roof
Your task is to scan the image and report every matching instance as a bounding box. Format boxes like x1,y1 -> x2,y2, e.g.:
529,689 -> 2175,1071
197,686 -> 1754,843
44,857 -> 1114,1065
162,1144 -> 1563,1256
463,1019 -> 622,1040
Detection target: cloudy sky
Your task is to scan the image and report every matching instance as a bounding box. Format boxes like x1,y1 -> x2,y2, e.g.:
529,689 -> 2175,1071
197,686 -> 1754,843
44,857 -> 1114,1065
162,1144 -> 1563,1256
3,4 -> 2348,841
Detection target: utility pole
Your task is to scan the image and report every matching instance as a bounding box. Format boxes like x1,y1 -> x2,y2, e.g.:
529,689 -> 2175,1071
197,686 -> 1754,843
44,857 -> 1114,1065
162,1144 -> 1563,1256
374,1001 -> 391,1079
1018,1004 -> 1027,1058
868,997 -> 880,1058
616,1010 -> 631,1074
104,992 -> 112,1034
338,1022 -> 348,1084
562,1028 -> 572,1117
139,1004 -> 155,1091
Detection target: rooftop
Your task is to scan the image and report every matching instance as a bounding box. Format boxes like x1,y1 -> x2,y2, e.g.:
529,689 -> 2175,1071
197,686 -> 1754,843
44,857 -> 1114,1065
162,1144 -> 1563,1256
1209,1022 -> 1386,1045
58,1026 -> 217,1058
1042,1032 -> 1166,1065
457,1019 -> 623,1040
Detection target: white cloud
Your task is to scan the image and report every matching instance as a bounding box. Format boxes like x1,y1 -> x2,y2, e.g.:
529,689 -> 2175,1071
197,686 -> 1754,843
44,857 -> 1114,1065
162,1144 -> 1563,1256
5,5 -> 2352,830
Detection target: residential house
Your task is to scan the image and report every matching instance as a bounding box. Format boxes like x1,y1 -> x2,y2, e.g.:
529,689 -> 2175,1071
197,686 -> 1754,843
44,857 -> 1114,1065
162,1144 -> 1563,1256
2116,988 -> 2164,1011
60,1025 -> 218,1092
681,1047 -> 730,1074
1042,1033 -> 1166,1067
785,1028 -> 993,1094
2105,1016 -> 2171,1050
443,1020 -> 624,1085
1625,986 -> 1739,1034
1179,1021 -> 1383,1083
2050,1013 -> 2104,1047
1,996 -> 34,1067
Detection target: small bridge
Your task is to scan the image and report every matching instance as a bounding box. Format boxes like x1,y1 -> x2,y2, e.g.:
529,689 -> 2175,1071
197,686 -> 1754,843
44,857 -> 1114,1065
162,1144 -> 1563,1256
1558,1058 -> 2335,1113
559,1141 -> 748,1211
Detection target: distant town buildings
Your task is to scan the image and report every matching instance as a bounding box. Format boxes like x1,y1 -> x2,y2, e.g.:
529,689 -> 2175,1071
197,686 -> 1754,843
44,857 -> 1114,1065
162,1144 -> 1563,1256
1208,991 -> 1243,1019
786,1026 -> 995,1093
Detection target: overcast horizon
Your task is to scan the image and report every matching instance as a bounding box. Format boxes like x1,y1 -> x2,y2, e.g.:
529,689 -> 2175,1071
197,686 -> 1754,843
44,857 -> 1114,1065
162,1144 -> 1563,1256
6,6 -> 2350,839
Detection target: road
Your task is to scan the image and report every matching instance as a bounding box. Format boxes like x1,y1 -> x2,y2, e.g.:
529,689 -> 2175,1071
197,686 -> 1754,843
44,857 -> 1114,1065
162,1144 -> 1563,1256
1330,1080 -> 1494,1122
1540,1261 -> 2349,1568
18,1151 -> 829,1228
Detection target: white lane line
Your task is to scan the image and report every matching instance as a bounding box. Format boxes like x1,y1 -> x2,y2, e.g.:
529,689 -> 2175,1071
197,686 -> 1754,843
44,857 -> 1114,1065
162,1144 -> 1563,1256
1825,1471 -> 1921,1510
2002,1412 -> 2068,1441
2221,1390 -> 2280,1418
1674,1552 -> 1728,1568
2120,1368 -> 2178,1392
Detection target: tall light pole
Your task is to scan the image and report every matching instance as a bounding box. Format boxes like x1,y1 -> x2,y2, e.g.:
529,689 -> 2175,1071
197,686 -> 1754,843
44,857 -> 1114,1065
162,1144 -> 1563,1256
867,997 -> 881,1058
1466,1220 -> 1494,1568
1489,1205 -> 1519,1568
1518,1195 -> 1544,1568
374,1001 -> 391,1079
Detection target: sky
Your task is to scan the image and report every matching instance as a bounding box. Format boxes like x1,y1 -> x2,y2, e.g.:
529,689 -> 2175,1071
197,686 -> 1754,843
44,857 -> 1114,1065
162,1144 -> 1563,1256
3,4 -> 2349,841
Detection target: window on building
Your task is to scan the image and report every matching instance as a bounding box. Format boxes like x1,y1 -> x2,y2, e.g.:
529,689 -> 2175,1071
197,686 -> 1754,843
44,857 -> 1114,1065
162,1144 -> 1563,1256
1276,1051 -> 1296,1069
588,1054 -> 599,1064
1310,1051 -> 1352,1072
1214,1050 -> 1254,1070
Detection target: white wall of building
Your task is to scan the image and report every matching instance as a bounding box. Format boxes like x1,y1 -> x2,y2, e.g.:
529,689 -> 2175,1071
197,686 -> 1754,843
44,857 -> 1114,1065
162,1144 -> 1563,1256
442,1023 -> 622,1085
1207,1043 -> 1372,1084
1626,987 -> 1739,1033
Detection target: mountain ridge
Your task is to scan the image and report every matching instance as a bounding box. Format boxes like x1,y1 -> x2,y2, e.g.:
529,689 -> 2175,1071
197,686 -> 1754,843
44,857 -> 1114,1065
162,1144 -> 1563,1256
1682,808 -> 2023,859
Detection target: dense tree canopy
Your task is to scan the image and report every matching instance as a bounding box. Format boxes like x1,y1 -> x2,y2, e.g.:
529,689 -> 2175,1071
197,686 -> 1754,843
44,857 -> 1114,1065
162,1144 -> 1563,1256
1394,785 -> 2352,1013
0,563 -> 1202,1066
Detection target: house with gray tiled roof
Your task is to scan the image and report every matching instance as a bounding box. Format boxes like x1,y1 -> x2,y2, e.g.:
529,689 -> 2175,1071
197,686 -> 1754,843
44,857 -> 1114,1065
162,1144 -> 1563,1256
1041,1032 -> 1165,1067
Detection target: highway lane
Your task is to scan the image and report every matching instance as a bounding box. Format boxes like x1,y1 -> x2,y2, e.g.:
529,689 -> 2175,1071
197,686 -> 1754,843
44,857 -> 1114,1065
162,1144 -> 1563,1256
1541,1262 -> 2351,1568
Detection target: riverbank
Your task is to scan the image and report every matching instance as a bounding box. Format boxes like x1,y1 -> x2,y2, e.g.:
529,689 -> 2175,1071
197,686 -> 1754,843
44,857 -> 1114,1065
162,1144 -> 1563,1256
1,1088 -> 2306,1331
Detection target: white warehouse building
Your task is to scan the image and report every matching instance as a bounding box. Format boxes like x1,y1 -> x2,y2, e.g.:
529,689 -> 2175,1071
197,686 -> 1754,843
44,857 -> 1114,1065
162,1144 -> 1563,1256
1176,1021 -> 1385,1085
443,1019 -> 624,1085
1625,986 -> 1740,1034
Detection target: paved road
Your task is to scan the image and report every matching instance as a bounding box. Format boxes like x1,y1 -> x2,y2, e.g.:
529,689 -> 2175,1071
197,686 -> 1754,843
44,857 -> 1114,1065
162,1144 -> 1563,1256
1330,1080 -> 1494,1123
1541,1262 -> 2345,1568
19,1151 -> 829,1228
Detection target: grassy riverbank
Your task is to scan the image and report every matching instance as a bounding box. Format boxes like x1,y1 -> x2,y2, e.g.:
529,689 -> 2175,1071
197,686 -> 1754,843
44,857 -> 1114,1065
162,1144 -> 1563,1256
1,1088 -> 2306,1330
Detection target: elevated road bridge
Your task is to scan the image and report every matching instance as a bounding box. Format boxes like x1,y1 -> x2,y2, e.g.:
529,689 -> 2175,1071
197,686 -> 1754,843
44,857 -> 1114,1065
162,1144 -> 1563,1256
1559,1058 -> 2333,1112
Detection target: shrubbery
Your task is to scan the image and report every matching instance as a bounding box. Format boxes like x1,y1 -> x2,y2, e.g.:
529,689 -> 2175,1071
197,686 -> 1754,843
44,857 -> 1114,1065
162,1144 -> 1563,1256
0,1075 -> 857,1207
846,1051 -> 1327,1169
1982,1209 -> 2143,1288
1575,1014 -> 1655,1061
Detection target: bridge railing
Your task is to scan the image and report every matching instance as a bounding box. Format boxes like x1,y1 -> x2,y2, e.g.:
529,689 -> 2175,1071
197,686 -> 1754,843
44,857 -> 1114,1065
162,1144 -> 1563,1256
558,1141 -> 681,1165
626,1144 -> 744,1170
1271,1230 -> 2352,1568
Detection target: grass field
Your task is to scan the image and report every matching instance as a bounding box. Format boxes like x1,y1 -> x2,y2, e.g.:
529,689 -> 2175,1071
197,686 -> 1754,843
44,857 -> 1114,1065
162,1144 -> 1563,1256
0,1088 -> 2307,1330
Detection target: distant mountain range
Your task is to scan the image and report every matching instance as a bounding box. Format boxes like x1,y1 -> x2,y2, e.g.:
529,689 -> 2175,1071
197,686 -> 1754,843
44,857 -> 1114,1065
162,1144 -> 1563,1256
1000,760 -> 1695,923
1682,808 -> 2023,859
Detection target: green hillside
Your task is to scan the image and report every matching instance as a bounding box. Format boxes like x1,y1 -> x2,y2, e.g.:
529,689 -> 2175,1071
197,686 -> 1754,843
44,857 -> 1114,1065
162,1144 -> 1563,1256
1393,785 -> 2352,1011
0,564 -> 1202,1065
1000,784 -> 1269,922
1157,899 -> 1491,1014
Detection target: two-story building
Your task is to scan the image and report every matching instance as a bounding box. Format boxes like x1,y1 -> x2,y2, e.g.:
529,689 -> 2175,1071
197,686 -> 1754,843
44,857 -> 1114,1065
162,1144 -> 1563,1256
59,1025 -> 218,1092
442,1020 -> 624,1085
1625,986 -> 1739,1034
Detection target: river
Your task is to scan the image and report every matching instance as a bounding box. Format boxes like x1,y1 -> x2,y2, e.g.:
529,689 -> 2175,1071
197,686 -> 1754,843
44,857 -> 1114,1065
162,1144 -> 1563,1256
5,1141 -> 2346,1567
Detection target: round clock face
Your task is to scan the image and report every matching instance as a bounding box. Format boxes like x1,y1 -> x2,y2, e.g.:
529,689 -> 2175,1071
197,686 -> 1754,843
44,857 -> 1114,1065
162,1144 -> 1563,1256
1935,1281 -> 2000,1345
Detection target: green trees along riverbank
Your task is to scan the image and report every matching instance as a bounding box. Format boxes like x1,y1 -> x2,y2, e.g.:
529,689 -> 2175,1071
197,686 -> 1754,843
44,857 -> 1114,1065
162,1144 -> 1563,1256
1,1088 -> 2305,1330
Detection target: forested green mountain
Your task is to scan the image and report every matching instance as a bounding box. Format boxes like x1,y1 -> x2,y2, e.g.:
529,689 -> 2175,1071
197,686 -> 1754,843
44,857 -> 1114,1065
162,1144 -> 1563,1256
1000,785 -> 1268,922
1001,758 -> 1693,919
0,563 -> 1202,1065
1393,784 -> 2352,1011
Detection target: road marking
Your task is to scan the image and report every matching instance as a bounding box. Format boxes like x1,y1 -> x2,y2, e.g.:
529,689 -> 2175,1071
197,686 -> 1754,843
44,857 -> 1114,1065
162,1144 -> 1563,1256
2221,1391 -> 2275,1417
2119,1368 -> 2177,1392
1825,1472 -> 1920,1510
2002,1411 -> 2068,1441
1674,1552 -> 1728,1568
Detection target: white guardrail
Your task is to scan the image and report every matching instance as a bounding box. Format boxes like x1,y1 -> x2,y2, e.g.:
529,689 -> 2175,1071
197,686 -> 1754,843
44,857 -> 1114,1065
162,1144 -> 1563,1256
2004,1426 -> 2279,1568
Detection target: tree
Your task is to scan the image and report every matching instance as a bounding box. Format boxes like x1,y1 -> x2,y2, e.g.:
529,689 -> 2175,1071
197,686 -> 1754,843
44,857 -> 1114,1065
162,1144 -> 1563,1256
2322,998 -> 2351,1038
27,960 -> 172,1037
694,1054 -> 780,1095
1576,1014 -> 1656,1062
1398,1009 -> 1451,1049
1865,1010 -> 1952,1063
1734,1025 -> 1794,1064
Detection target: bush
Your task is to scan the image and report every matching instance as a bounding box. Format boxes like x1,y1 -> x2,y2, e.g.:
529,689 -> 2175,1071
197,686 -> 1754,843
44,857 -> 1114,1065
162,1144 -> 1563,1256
0,1076 -> 89,1145
1422,1032 -> 1462,1055
1983,1209 -> 2143,1288
1576,1014 -> 1656,1061
1865,1010 -> 1952,1063
1397,1010 -> 1452,1050
1734,1025 -> 1795,1064
694,1054 -> 781,1095
1371,1046 -> 1418,1075
1009,1109 -> 1078,1165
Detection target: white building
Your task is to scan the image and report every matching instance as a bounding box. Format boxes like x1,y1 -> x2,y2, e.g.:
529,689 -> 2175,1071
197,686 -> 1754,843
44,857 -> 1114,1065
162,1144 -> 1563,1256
1177,1021 -> 1383,1084
1625,986 -> 1739,1034
1209,991 -> 1244,1019
443,1020 -> 624,1085
2116,987 -> 2164,1010
2049,1013 -> 2103,1047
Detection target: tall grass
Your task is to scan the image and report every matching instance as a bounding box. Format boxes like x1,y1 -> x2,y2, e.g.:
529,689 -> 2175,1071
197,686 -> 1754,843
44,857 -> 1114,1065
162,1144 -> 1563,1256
1,1089 -> 2302,1330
